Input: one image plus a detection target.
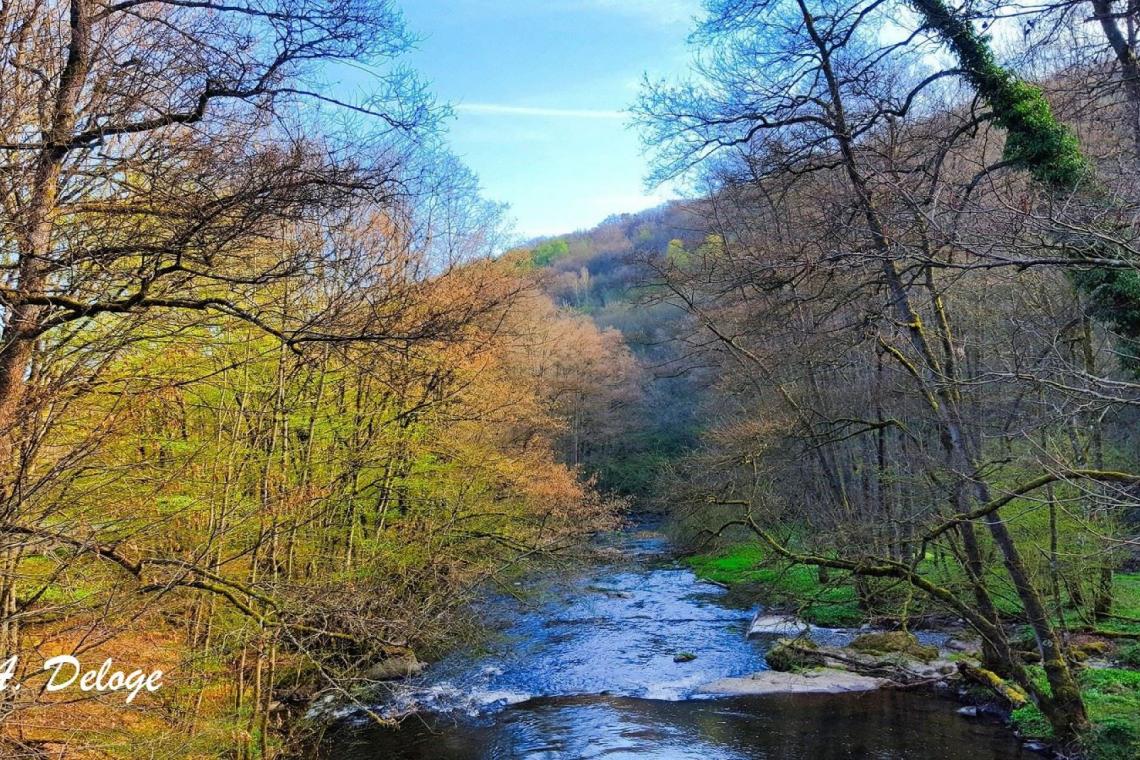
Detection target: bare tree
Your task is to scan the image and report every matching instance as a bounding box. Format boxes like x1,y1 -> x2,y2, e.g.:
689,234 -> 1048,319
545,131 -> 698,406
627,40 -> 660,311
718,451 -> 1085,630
638,0 -> 1140,743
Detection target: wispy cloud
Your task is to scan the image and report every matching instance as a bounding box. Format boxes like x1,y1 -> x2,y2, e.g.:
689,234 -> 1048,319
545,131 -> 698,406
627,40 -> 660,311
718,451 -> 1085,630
455,103 -> 626,120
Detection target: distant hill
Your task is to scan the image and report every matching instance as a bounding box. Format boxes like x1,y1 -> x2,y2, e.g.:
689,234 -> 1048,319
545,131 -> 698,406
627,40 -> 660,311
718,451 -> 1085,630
522,202 -> 706,314
510,202 -> 711,501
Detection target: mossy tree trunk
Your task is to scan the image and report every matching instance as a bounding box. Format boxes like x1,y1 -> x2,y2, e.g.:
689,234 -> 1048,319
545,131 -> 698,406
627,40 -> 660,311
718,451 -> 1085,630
907,0 -> 1140,370
901,0 -> 1130,741
812,0 -> 1092,739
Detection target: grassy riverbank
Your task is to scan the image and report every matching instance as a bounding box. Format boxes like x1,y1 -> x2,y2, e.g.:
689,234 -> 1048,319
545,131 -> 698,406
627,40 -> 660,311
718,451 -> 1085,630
686,543 -> 1140,758
1011,668 -> 1140,760
686,543 -> 1140,631
683,544 -> 862,627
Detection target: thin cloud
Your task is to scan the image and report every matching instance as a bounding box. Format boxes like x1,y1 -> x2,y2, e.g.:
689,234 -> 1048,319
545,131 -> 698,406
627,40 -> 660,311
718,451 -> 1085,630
455,103 -> 626,120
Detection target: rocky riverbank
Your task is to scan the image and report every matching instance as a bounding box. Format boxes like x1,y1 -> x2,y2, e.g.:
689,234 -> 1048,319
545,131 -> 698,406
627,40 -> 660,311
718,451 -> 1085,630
699,620 -> 963,695
699,607 -> 1140,759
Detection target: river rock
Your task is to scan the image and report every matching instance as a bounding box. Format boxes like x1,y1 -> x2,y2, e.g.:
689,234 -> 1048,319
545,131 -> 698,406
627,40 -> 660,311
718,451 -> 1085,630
773,639 -> 957,684
765,637 -> 825,671
747,611 -> 812,637
943,636 -> 981,654
849,631 -> 939,662
697,668 -> 888,696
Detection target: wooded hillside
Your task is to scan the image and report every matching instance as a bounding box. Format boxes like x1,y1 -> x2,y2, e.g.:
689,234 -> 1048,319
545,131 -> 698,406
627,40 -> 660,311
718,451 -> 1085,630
0,1 -> 628,755
632,1 -> 1140,756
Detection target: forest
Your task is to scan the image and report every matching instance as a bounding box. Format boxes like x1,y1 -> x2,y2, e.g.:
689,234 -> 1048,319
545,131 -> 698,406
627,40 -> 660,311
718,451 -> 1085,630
1,0 -> 1140,758
0,0 -> 636,754
630,0 -> 1140,756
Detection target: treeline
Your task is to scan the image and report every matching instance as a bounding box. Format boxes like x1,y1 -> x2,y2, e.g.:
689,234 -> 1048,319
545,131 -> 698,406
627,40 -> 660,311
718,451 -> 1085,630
513,206 -> 709,496
0,0 -> 627,756
636,0 -> 1140,755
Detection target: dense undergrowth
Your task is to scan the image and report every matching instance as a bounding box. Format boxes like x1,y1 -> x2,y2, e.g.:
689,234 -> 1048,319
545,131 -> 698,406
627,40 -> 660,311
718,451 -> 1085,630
1011,668 -> 1140,760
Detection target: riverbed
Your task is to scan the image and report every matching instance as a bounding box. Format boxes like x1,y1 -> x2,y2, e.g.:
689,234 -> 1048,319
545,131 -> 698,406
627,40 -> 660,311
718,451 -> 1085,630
317,526 -> 1029,759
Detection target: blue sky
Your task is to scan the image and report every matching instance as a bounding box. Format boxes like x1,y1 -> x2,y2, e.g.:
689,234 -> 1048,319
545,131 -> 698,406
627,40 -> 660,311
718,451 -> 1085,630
396,0 -> 702,239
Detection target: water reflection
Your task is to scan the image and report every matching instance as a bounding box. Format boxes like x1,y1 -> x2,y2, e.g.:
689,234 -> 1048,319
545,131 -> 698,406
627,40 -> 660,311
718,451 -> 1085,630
324,691 -> 1027,759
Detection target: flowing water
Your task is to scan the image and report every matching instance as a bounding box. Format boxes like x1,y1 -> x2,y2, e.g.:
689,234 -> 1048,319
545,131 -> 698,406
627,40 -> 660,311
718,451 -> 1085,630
316,526 -> 1029,759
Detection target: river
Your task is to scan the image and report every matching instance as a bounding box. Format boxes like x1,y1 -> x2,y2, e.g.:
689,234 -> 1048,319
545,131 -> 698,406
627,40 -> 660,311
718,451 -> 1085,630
316,524 -> 1029,759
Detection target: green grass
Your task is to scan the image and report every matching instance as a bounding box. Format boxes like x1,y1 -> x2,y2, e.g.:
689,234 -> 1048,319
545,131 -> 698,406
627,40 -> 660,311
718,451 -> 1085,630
1101,573 -> 1140,636
1011,667 -> 1140,760
684,544 -> 862,627
684,544 -> 766,585
684,544 -> 1140,637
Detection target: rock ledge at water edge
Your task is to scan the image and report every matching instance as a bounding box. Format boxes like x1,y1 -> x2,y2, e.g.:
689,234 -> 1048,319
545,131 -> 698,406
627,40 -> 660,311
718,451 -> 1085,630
696,667 -> 888,696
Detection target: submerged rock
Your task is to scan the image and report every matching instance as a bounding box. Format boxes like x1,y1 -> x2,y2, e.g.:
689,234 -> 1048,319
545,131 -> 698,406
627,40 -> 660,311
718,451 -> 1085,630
697,667 -> 888,696
673,652 -> 697,663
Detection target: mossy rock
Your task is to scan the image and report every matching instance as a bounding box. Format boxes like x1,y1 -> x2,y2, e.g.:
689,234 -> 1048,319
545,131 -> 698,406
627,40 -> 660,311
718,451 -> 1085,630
766,637 -> 824,672
1071,639 -> 1112,658
849,631 -> 938,662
